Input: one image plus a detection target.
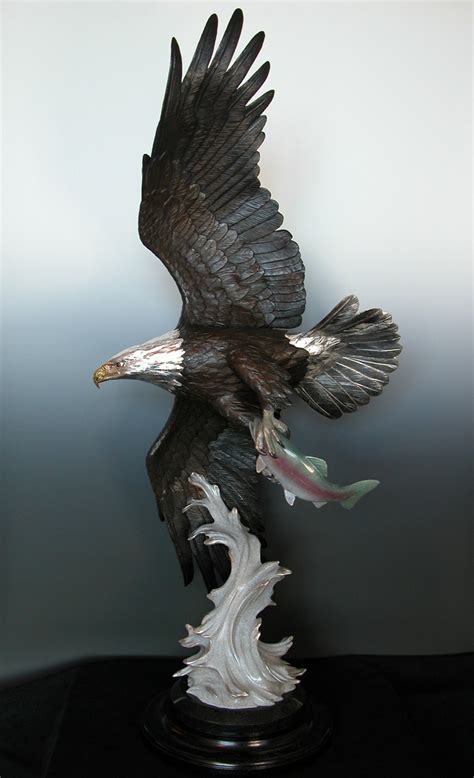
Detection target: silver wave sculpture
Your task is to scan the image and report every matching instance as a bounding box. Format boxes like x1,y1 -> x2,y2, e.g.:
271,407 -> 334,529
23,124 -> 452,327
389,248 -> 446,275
174,473 -> 305,709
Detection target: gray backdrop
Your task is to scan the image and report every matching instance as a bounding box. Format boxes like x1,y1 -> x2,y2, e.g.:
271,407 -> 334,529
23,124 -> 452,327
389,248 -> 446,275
2,1 -> 472,681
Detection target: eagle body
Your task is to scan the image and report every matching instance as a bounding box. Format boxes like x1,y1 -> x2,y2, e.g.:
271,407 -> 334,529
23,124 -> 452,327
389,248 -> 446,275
93,9 -> 402,590
95,326 -> 307,413
176,326 -> 307,420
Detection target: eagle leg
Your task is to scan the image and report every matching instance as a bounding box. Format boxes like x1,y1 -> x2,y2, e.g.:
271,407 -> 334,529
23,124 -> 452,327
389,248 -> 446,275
211,394 -> 285,456
228,346 -> 292,456
212,393 -> 258,428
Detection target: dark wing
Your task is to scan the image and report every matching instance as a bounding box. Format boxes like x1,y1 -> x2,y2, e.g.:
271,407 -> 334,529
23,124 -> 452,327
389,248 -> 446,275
139,9 -> 305,329
294,296 -> 402,418
147,397 -> 264,590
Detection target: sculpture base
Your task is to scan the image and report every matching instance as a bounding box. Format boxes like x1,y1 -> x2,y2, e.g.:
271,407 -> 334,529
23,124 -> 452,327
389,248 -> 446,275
141,678 -> 332,772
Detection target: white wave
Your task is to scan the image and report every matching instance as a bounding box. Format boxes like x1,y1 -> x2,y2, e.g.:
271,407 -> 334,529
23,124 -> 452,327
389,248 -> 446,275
174,473 -> 305,709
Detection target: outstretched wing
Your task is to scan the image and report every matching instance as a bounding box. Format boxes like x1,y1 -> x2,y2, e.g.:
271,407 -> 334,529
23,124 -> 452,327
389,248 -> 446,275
292,296 -> 402,418
139,9 -> 305,329
147,397 -> 264,590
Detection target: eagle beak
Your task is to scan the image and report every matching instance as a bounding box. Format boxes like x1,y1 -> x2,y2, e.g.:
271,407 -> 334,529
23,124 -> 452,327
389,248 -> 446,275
93,364 -> 113,388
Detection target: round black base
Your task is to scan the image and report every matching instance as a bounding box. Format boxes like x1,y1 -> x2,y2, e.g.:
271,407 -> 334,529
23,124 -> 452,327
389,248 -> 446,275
141,678 -> 332,772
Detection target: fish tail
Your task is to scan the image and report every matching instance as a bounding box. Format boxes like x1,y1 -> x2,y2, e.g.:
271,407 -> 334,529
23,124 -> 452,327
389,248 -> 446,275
341,479 -> 380,510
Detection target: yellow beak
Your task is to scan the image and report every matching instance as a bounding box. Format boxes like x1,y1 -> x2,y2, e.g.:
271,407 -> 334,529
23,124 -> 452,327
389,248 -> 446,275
93,363 -> 115,387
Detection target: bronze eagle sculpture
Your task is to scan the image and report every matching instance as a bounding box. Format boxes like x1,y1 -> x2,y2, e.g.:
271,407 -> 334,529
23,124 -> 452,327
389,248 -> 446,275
93,9 -> 401,591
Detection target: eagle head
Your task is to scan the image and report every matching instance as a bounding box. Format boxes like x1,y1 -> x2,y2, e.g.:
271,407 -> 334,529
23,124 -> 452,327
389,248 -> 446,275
93,329 -> 184,391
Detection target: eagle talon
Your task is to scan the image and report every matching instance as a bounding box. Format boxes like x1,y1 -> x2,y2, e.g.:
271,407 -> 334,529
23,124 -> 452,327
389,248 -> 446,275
273,416 -> 290,439
251,409 -> 286,457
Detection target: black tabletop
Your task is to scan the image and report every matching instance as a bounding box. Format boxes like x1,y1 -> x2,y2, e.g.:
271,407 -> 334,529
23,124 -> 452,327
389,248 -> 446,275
1,654 -> 473,778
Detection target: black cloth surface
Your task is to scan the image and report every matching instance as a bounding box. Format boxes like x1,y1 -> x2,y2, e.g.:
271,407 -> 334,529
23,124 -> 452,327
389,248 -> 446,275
0,654 -> 472,778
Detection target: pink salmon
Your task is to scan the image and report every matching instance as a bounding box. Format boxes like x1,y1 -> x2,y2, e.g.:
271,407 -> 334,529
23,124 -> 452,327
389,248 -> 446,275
255,436 -> 379,510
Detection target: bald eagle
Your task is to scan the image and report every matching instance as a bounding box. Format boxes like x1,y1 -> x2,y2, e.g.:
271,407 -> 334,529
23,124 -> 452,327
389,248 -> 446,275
93,9 -> 401,591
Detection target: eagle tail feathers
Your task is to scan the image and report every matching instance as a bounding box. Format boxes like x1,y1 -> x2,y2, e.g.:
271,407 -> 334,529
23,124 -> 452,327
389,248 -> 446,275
293,296 -> 402,419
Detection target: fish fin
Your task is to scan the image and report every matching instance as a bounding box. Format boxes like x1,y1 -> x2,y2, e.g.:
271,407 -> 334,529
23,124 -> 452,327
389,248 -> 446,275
306,456 -> 328,476
256,455 -> 266,474
312,501 -> 327,509
341,479 -> 380,510
284,489 -> 296,506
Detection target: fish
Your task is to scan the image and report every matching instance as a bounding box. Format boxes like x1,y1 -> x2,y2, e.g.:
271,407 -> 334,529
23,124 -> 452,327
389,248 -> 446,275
251,430 -> 379,510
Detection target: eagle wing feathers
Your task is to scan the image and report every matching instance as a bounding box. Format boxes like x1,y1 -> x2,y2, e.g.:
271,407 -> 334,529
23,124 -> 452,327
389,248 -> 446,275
146,396 -> 263,589
139,9 -> 305,329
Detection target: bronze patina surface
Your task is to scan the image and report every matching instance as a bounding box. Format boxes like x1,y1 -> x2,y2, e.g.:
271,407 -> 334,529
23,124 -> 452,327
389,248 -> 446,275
93,9 -> 401,591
